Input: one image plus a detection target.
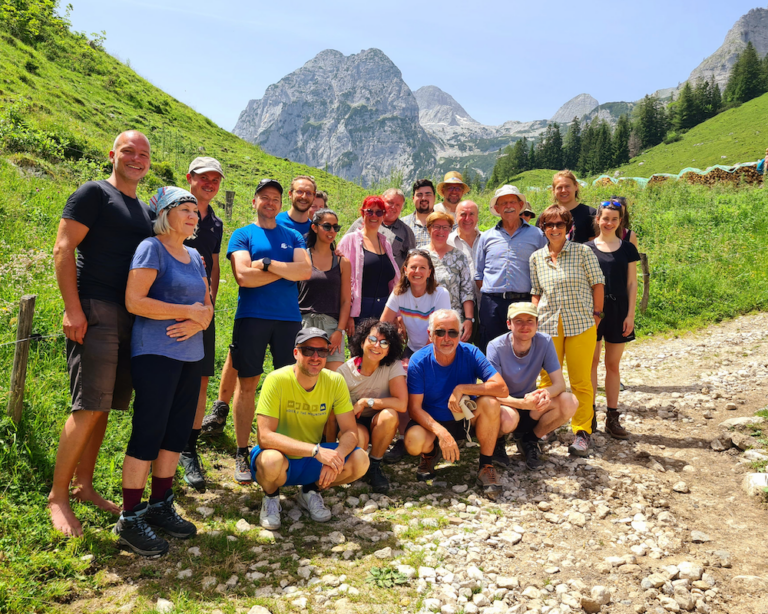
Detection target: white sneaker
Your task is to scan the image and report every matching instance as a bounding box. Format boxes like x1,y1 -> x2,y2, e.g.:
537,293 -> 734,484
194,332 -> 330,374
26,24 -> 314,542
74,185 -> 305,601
296,489 -> 332,522
259,495 -> 282,530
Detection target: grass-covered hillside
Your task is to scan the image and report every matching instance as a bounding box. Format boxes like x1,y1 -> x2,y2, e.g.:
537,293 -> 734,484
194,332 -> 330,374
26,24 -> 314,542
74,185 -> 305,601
613,92 -> 768,178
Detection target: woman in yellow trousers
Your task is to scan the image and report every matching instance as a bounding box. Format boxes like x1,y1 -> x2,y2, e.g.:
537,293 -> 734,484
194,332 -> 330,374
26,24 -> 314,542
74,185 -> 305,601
530,204 -> 605,457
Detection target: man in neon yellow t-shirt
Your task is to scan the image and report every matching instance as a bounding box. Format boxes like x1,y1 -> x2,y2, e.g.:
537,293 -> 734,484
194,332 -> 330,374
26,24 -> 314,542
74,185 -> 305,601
250,327 -> 369,529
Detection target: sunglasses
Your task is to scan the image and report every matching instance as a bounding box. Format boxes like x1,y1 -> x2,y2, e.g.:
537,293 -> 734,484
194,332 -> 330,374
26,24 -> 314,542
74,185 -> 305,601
433,329 -> 460,338
600,200 -> 623,209
297,346 -> 330,358
366,335 -> 390,349
543,222 -> 567,230
317,222 -> 341,232
363,208 -> 385,217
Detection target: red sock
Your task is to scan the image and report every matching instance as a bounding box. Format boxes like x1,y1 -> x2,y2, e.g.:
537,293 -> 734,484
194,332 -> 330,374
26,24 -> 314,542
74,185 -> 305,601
122,488 -> 144,512
149,476 -> 174,503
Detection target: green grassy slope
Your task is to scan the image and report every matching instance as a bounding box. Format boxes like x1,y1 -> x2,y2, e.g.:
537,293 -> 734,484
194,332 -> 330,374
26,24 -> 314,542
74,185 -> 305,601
615,93 -> 768,178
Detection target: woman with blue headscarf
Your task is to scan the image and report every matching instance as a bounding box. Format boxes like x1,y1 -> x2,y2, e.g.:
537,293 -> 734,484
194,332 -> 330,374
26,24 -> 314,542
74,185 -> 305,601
114,187 -> 213,557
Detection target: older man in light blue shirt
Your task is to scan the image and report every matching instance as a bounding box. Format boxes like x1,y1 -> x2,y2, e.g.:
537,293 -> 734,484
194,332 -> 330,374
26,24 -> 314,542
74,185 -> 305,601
475,185 -> 546,352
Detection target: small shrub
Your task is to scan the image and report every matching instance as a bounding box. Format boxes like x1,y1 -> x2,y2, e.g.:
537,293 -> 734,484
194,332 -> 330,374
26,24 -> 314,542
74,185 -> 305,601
151,160 -> 176,185
366,567 -> 409,589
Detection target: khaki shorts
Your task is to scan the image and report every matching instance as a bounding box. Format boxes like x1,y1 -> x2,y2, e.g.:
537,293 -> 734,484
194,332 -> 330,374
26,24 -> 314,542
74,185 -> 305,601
66,299 -> 134,412
301,313 -> 345,363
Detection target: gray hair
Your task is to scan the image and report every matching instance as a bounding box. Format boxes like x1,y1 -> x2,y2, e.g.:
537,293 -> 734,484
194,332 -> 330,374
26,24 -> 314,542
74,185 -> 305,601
382,188 -> 405,201
428,309 -> 462,333
153,206 -> 198,239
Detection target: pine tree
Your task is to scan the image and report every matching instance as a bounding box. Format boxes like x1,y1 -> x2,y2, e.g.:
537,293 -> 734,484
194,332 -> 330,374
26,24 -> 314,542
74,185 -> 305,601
540,123 -> 563,170
635,95 -> 668,148
674,82 -> 698,131
529,140 -> 538,170
562,117 -> 582,170
612,114 -> 631,166
577,118 -> 597,175
594,120 -> 613,174
692,80 -> 710,125
707,81 -> 722,117
508,138 -> 528,175
724,42 -> 766,104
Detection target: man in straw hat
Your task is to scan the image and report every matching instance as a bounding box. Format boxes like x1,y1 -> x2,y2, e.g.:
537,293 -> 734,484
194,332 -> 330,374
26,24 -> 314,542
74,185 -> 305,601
486,302 -> 578,470
474,185 -> 546,354
434,171 -> 471,216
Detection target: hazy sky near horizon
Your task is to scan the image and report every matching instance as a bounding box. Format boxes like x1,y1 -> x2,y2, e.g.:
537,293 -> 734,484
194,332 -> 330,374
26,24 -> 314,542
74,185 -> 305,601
67,0 -> 761,130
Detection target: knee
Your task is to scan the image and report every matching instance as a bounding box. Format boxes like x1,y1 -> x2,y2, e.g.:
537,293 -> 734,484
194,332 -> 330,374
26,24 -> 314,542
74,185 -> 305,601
563,393 -> 578,417
500,406 -> 519,435
604,360 -> 621,376
256,450 -> 286,480
376,408 -> 399,431
348,448 -> 369,478
237,377 -> 259,396
357,426 -> 370,450
476,396 -> 500,420
404,427 -> 429,455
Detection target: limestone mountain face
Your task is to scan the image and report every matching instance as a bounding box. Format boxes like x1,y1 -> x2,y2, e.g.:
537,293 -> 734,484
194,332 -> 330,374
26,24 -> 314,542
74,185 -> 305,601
233,48 -> 435,187
687,7 -> 768,89
550,93 -> 599,123
414,85 -> 480,128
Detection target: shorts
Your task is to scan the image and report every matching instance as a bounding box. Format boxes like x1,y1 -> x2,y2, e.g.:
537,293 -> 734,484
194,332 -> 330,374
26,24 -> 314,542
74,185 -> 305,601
126,354 -> 202,460
200,316 -> 216,377
301,313 -> 345,363
230,317 -> 302,378
405,418 -> 473,442
597,296 -> 636,344
66,298 -> 134,412
513,408 -> 540,436
249,442 -> 361,486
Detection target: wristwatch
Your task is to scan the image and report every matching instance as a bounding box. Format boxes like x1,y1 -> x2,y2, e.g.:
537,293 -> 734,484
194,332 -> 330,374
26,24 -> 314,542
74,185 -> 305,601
593,310 -> 605,319
367,398 -> 375,409
262,257 -> 272,272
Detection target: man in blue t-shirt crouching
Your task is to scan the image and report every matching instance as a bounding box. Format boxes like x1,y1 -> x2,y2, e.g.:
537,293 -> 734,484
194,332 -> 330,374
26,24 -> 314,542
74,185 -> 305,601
487,302 -> 578,470
404,309 -> 508,498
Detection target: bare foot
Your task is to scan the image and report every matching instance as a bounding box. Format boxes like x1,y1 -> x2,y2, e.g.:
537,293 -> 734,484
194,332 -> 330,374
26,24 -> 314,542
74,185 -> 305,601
71,485 -> 121,515
48,497 -> 83,537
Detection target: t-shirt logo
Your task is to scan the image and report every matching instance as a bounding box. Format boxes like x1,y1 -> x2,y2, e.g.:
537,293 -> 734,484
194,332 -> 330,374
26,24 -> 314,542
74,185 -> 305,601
320,403 -> 326,412
281,242 -> 290,249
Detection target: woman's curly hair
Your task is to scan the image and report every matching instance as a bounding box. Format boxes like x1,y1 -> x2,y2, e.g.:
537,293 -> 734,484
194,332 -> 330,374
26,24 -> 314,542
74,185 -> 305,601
347,319 -> 403,366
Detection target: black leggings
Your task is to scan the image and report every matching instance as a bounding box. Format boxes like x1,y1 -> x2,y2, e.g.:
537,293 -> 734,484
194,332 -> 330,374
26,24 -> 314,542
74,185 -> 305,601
127,354 -> 202,461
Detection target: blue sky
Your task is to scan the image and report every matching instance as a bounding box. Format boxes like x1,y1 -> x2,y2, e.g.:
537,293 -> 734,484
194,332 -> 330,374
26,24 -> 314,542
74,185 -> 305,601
66,0 -> 761,129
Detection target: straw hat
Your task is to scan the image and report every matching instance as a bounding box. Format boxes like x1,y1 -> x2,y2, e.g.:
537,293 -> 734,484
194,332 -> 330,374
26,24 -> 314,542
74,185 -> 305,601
437,171 -> 470,197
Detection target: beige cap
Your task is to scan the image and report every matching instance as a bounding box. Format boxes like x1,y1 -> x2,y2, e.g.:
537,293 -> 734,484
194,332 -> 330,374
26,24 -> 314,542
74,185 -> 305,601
506,302 -> 539,320
188,156 -> 225,178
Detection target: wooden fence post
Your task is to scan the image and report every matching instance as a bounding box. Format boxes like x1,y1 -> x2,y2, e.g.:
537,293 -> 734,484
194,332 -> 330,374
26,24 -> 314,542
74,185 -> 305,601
6,294 -> 36,425
225,191 -> 235,220
639,253 -> 650,314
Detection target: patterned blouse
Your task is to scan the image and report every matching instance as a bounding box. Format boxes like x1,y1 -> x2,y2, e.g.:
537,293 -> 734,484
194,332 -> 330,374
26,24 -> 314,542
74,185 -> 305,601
427,247 -> 475,317
529,241 -> 605,337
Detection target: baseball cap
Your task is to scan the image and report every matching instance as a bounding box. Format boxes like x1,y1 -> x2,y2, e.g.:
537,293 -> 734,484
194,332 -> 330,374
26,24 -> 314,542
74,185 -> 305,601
295,327 -> 330,345
255,178 -> 284,195
507,302 -> 539,320
188,156 -> 225,178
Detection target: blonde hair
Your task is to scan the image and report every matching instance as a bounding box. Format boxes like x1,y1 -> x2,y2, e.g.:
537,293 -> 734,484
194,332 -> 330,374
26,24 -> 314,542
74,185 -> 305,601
426,211 -> 455,229
551,170 -> 580,202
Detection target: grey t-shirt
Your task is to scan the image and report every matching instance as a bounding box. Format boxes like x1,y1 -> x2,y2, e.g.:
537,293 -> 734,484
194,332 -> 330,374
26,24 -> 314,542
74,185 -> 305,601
337,358 -> 406,417
486,331 -> 560,398
346,217 -> 415,268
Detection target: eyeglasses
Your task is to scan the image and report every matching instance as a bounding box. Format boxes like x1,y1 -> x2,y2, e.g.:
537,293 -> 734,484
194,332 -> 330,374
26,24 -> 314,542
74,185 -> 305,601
430,225 -> 451,232
363,208 -> 385,217
542,222 -> 567,230
366,335 -> 390,349
317,223 -> 341,232
444,186 -> 464,192
292,189 -> 315,198
297,346 -> 330,358
433,329 -> 460,338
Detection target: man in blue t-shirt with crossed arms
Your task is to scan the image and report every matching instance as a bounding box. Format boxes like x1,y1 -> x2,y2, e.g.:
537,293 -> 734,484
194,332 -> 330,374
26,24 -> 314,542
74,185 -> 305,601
487,302 -> 578,470
227,178 -> 312,483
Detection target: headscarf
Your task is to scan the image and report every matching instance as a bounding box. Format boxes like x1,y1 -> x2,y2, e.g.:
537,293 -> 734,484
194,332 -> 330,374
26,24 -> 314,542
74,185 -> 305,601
148,186 -> 197,214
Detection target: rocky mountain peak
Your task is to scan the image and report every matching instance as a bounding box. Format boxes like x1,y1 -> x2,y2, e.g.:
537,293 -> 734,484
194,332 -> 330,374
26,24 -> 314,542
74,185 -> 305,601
414,85 -> 479,127
550,93 -> 600,123
687,7 -> 768,89
232,48 -> 434,187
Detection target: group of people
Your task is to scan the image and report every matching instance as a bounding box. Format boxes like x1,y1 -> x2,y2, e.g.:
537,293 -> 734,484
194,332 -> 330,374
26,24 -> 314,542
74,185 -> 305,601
47,130 -> 640,559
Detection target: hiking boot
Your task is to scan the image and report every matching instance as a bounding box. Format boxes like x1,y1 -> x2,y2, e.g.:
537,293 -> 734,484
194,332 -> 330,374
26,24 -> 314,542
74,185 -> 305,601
492,437 -> 510,468
568,430 -> 591,457
620,381 -> 626,392
296,489 -> 332,522
476,464 -> 503,499
234,449 -> 252,483
366,460 -> 390,494
519,438 -> 542,471
179,450 -> 206,492
416,448 -> 441,481
605,410 -> 629,440
114,502 -> 169,557
200,400 -> 229,437
383,438 -> 406,464
145,489 -> 197,539
259,495 -> 282,530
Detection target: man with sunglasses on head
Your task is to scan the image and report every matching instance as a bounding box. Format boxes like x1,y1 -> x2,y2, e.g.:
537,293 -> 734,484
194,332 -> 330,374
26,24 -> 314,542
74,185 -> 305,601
402,179 -> 437,248
276,175 -> 316,236
250,328 -> 369,529
344,188 -> 416,268
404,309 -> 508,499
226,178 -> 312,484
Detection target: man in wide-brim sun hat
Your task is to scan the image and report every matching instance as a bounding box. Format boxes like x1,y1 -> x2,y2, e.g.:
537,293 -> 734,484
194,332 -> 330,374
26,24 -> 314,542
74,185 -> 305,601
434,171 -> 471,215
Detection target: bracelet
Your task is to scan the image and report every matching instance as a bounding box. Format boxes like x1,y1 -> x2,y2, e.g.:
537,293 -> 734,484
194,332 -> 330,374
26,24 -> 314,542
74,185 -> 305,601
311,444 -> 320,458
